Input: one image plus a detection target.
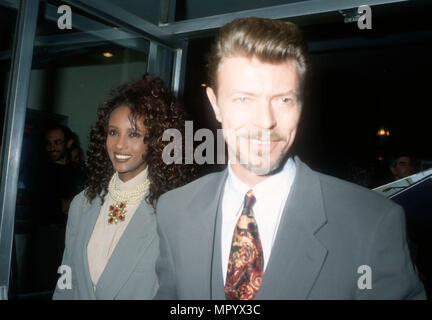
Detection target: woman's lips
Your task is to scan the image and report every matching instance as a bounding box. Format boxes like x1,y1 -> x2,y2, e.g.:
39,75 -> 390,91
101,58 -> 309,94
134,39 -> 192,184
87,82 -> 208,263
114,153 -> 132,161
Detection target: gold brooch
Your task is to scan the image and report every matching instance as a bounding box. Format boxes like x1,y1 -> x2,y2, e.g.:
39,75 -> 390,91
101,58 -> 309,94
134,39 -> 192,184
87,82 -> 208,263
108,202 -> 127,224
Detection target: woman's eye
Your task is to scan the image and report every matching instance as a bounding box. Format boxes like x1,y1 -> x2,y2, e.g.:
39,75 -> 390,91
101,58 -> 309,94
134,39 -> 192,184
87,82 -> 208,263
129,132 -> 141,138
108,130 -> 117,136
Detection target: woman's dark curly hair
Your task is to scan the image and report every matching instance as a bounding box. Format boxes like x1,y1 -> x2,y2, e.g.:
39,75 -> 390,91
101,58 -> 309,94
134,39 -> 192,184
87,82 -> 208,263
85,74 -> 196,208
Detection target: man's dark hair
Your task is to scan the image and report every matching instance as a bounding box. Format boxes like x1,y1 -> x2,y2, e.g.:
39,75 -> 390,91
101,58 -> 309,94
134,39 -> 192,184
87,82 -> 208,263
44,123 -> 73,143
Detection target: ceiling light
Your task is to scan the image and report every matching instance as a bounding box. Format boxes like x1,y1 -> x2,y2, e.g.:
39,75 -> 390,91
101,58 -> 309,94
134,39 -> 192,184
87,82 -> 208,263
377,128 -> 386,136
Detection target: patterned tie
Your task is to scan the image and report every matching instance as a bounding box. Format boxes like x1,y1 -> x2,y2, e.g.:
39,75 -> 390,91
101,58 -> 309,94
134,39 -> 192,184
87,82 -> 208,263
224,189 -> 264,300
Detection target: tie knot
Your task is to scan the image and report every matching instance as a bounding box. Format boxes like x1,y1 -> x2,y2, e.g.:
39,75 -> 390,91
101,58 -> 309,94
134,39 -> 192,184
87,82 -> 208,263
244,190 -> 256,210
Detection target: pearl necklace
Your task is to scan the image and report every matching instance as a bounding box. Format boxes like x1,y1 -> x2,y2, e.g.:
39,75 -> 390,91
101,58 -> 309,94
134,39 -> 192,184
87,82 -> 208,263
107,173 -> 150,224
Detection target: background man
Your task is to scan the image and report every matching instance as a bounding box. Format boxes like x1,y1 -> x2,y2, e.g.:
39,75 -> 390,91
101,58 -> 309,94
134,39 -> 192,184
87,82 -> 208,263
21,123 -> 85,292
25,123 -> 85,230
155,17 -> 425,299
40,124 -> 84,221
45,124 -> 73,165
390,154 -> 416,181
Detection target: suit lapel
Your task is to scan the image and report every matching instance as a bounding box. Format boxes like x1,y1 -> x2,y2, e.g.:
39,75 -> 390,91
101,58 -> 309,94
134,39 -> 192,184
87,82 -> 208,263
74,196 -> 100,299
211,197 -> 226,299
181,169 -> 227,299
257,157 -> 328,299
95,200 -> 155,299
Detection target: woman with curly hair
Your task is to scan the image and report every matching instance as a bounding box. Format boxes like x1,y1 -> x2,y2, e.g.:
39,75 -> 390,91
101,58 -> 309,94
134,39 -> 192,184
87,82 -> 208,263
53,74 -> 195,300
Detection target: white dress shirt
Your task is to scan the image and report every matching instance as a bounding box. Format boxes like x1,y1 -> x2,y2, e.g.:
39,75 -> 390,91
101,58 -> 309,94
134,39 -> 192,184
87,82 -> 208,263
221,158 -> 296,284
87,167 -> 148,289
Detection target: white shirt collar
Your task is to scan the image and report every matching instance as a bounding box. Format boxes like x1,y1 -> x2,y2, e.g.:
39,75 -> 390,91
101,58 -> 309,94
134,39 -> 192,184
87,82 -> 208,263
227,157 -> 296,210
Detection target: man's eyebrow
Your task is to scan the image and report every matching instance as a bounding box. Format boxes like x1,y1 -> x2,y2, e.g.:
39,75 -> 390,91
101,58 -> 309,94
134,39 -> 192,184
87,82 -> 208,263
231,90 -> 298,97
272,90 -> 298,97
230,90 -> 257,96
229,90 -> 297,97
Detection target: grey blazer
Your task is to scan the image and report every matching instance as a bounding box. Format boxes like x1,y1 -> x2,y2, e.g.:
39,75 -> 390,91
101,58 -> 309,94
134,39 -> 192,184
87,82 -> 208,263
154,156 -> 426,299
53,190 -> 159,300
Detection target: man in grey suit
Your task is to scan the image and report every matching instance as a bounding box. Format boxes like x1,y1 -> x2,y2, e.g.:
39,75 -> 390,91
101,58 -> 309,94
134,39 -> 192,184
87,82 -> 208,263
155,17 -> 426,299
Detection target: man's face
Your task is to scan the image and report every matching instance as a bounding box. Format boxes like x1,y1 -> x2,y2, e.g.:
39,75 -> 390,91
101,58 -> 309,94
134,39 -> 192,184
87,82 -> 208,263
391,156 -> 414,180
45,128 -> 67,163
207,56 -> 301,175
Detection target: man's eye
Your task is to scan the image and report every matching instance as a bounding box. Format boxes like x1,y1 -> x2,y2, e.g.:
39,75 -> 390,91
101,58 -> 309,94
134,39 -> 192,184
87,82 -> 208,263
236,97 -> 248,103
279,97 -> 292,104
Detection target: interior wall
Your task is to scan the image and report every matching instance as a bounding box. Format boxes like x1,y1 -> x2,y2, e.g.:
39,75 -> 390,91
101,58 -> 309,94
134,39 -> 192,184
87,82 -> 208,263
26,60 -> 147,153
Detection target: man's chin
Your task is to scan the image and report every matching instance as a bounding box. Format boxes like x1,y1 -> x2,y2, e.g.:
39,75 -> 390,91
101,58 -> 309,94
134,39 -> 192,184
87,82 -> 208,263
240,161 -> 279,176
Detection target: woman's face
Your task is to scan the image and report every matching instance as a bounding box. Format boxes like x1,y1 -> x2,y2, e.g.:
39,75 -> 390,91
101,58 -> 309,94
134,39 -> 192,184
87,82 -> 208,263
106,105 -> 148,182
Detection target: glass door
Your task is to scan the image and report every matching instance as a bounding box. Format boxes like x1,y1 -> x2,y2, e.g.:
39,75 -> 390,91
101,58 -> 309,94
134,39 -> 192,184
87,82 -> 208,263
1,0 -> 183,300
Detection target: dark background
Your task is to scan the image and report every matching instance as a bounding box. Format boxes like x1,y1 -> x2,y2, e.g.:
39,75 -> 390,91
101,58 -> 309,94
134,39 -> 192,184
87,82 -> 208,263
180,0 -> 432,188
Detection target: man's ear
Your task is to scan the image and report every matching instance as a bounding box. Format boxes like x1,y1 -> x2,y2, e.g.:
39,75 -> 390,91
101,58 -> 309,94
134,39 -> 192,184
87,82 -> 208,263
66,138 -> 74,149
206,86 -> 222,123
390,167 -> 397,178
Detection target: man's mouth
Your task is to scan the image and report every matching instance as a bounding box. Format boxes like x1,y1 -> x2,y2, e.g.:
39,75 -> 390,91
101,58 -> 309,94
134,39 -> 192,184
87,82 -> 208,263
237,137 -> 279,155
248,139 -> 272,145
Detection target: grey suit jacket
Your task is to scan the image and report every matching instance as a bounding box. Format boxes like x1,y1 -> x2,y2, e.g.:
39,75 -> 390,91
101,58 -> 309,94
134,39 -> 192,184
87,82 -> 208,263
154,156 -> 426,299
53,190 -> 159,300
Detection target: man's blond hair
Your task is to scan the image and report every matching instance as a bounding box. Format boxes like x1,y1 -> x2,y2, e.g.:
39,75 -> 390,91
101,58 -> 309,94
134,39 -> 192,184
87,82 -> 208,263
207,17 -> 309,100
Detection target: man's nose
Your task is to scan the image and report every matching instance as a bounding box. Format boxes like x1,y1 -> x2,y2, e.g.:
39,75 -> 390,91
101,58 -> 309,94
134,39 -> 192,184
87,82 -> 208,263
252,100 -> 276,129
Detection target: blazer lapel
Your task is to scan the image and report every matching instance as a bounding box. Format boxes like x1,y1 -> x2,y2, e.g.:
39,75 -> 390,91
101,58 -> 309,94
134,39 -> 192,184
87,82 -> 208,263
95,200 -> 156,299
74,196 -> 100,299
257,157 -> 328,299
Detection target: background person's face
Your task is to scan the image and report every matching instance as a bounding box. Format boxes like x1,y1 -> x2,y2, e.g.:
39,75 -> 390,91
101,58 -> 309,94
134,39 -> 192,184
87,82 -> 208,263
106,105 -> 148,182
207,56 -> 301,175
391,156 -> 414,180
45,128 -> 67,163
